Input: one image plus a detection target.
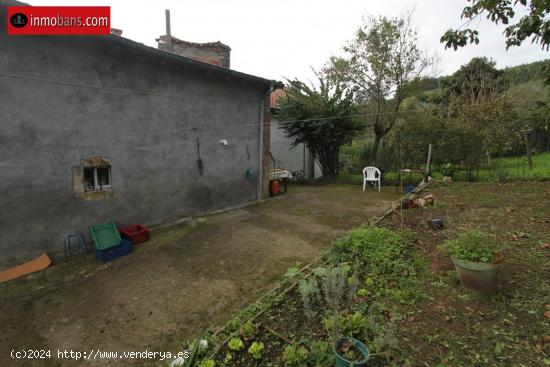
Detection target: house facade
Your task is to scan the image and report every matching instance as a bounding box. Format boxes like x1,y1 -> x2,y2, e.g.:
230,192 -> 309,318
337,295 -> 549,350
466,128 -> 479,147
0,1 -> 280,266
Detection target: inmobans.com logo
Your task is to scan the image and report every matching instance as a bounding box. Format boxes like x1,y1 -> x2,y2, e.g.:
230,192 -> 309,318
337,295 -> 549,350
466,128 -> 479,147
7,6 -> 110,35
9,12 -> 28,28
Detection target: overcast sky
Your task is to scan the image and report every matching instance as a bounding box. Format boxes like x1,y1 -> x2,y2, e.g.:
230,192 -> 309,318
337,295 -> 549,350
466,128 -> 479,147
28,0 -> 549,82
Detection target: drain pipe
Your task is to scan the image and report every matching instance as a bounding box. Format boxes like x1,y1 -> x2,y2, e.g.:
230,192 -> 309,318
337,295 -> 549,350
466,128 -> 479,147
258,85 -> 274,201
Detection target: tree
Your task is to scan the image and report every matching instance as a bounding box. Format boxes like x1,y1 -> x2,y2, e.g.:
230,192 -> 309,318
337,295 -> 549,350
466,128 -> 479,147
275,73 -> 362,178
441,0 -> 550,51
324,12 -> 432,162
441,57 -> 507,101
507,81 -> 550,167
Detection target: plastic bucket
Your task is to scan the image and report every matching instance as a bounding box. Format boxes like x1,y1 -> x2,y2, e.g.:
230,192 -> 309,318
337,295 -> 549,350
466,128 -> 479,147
333,337 -> 369,367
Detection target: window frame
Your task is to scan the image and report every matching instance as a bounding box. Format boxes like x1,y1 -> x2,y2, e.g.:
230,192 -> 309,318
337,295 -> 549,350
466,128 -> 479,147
83,166 -> 111,192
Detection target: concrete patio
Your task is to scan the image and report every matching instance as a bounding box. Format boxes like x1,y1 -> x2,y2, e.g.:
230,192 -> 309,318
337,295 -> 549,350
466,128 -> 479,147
0,184 -> 398,366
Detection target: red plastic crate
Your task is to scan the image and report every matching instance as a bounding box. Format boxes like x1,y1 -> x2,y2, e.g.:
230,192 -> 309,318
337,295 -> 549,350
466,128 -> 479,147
119,224 -> 150,245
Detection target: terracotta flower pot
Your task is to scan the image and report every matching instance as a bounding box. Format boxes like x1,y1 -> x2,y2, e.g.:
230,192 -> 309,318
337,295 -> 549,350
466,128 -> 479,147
451,252 -> 503,293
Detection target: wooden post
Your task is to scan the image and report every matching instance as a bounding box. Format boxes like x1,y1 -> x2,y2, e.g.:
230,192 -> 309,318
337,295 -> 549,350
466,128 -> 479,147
425,143 -> 432,181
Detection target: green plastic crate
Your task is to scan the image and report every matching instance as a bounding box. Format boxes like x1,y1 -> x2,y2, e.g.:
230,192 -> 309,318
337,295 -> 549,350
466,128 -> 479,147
89,219 -> 122,251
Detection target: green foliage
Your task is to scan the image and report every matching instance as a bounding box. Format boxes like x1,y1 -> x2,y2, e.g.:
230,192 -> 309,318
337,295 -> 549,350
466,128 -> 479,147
341,227 -> 408,275
332,227 -> 426,305
240,320 -> 256,338
340,140 -> 372,176
440,163 -> 456,177
442,57 -> 507,100
284,263 -> 303,280
198,360 -> 215,367
325,11 -> 431,162
223,352 -> 233,364
283,343 -> 309,366
306,340 -> 333,366
320,264 -> 348,312
276,72 -> 362,178
343,312 -> 368,339
439,229 -> 500,263
370,319 -> 399,360
357,288 -> 369,297
503,59 -> 550,85
248,341 -> 264,360
227,337 -> 244,352
441,0 -> 550,51
224,317 -> 240,333
298,277 -> 320,319
181,334 -> 207,367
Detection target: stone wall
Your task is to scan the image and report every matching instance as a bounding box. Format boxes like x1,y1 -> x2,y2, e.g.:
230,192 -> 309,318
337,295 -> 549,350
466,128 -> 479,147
0,8 -> 273,266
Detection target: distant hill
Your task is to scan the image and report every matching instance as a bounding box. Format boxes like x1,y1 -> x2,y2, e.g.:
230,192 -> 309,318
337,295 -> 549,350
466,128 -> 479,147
502,59 -> 550,85
419,59 -> 549,94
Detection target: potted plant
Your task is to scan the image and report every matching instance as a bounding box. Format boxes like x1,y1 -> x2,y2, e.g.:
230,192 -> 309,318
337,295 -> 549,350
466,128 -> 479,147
439,230 -> 503,293
333,337 -> 369,367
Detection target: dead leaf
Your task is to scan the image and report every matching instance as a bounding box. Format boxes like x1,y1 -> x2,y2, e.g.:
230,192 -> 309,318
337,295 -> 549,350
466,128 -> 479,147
544,310 -> 550,319
542,244 -> 550,250
505,208 -> 514,213
541,336 -> 550,344
444,315 -> 452,322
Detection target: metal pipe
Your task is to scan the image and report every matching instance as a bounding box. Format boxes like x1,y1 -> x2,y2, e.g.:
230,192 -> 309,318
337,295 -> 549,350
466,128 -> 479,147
258,85 -> 274,200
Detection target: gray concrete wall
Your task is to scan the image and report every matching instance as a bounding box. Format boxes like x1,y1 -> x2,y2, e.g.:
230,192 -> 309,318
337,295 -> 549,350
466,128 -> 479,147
270,117 -> 322,178
0,20 -> 267,266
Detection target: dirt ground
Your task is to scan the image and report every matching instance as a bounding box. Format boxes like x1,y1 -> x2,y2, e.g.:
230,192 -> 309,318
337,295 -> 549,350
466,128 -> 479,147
205,181 -> 550,367
383,181 -> 550,366
0,184 -> 398,366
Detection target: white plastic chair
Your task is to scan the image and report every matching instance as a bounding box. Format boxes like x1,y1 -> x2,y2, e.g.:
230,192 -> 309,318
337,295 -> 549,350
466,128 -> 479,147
362,166 -> 381,192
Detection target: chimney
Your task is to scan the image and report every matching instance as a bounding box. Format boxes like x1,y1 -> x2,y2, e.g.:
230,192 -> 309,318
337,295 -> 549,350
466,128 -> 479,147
165,9 -> 173,50
156,10 -> 231,68
110,28 -> 122,36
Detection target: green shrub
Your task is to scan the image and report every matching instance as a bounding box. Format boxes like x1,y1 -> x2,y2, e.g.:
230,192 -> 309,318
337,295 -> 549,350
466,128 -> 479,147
332,227 -> 426,304
283,343 -> 309,366
440,162 -> 455,177
224,317 -> 240,333
336,227 -> 407,276
344,311 -> 368,339
306,340 -> 333,366
248,341 -> 264,359
227,337 -> 244,352
438,229 -> 500,263
240,320 -> 256,338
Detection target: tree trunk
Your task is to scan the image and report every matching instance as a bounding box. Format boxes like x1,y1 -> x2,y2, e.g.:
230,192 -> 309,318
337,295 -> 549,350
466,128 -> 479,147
371,134 -> 382,165
318,149 -> 340,179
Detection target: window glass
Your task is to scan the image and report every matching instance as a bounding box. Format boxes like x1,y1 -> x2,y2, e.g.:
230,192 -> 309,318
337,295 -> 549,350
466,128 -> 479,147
83,167 -> 95,191
97,167 -> 110,187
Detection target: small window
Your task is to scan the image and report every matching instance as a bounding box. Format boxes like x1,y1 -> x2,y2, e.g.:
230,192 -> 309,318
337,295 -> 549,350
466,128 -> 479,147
83,166 -> 111,191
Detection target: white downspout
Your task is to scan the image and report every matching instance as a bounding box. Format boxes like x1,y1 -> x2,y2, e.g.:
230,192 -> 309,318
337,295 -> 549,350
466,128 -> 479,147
258,85 -> 274,201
